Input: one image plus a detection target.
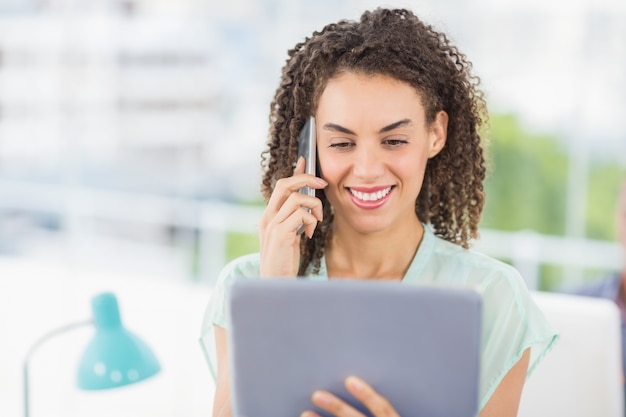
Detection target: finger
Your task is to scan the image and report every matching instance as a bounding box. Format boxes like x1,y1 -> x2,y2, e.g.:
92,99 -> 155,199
300,411 -> 322,417
301,209 -> 321,239
293,156 -> 306,175
261,202 -> 320,247
311,390 -> 364,417
265,174 -> 327,218
345,377 -> 399,417
269,207 -> 319,239
309,194 -> 324,222
271,193 -> 323,225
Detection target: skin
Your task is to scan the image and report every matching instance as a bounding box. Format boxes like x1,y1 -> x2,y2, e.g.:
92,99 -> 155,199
211,72 -> 530,417
316,73 -> 446,280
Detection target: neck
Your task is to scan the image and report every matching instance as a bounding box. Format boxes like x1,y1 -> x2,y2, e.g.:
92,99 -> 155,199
325,218 -> 424,280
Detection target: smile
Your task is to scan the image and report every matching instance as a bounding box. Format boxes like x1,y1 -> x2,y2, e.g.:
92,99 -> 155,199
349,186 -> 393,202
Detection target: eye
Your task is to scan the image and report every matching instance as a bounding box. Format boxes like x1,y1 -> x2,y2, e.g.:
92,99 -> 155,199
329,141 -> 354,149
382,138 -> 409,147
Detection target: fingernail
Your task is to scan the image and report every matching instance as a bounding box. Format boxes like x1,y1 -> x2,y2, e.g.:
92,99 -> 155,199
347,376 -> 364,392
314,178 -> 328,186
313,391 -> 331,406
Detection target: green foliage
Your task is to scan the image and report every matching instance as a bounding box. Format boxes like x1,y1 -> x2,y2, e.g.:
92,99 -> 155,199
481,114 -> 569,235
481,113 -> 625,290
226,232 -> 259,261
483,113 -> 625,242
538,264 -> 566,292
586,163 -> 626,240
224,199 -> 263,261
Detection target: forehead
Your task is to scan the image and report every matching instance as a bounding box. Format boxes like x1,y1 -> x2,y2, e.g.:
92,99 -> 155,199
316,72 -> 425,118
321,71 -> 420,96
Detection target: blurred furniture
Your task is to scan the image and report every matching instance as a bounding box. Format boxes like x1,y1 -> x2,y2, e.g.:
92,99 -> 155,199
518,291 -> 624,417
23,292 -> 161,417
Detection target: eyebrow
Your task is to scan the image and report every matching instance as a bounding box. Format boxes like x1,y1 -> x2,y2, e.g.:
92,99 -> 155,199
322,119 -> 413,135
379,119 -> 413,133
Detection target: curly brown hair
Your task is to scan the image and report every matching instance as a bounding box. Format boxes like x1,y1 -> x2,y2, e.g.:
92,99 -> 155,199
260,8 -> 488,275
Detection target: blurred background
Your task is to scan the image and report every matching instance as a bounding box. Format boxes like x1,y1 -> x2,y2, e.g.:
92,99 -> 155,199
0,0 -> 625,416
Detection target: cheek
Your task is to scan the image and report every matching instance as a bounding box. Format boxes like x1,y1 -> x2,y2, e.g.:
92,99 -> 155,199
397,153 -> 428,180
317,154 -> 341,184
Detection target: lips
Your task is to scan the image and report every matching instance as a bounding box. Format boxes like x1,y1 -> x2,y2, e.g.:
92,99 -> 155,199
347,186 -> 394,209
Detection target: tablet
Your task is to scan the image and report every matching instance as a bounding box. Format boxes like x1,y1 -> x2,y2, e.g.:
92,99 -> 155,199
227,278 -> 482,417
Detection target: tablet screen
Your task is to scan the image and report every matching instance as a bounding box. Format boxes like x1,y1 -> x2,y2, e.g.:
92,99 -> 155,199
227,279 -> 482,417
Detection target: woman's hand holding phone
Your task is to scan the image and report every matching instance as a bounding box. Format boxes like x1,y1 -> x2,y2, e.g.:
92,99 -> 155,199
258,156 -> 327,277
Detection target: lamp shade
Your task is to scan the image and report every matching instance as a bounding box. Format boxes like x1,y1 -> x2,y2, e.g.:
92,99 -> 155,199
77,292 -> 161,390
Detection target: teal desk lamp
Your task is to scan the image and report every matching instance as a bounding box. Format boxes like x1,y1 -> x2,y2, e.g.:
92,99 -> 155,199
23,292 -> 161,417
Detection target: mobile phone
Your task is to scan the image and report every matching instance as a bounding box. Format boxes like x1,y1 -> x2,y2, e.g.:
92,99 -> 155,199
296,116 -> 316,235
297,115 -> 316,197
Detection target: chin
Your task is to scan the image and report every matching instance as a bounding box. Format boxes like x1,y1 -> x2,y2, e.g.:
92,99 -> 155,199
346,219 -> 393,235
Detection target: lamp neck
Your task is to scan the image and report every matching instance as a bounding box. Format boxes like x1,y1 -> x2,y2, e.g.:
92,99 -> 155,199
92,293 -> 122,329
23,320 -> 92,417
24,320 -> 92,363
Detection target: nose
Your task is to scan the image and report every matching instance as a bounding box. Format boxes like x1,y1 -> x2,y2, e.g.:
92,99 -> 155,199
352,143 -> 385,182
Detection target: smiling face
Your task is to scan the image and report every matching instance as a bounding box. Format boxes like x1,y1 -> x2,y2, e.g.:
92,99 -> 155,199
315,71 -> 447,235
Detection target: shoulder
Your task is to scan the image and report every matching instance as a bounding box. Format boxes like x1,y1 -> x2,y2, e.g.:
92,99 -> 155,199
428,231 -> 523,288
426,232 -> 534,329
201,253 -> 261,333
216,253 -> 261,284
420,229 -> 528,316
417,229 -> 558,408
429,239 -> 559,409
213,253 -> 262,313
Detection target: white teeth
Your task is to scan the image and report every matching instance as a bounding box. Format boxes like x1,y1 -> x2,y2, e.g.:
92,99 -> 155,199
350,187 -> 391,202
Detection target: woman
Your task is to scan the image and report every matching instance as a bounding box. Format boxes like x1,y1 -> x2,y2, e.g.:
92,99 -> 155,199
201,8 -> 557,417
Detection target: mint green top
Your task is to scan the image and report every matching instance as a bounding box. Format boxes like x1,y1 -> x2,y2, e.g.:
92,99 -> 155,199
200,226 -> 558,410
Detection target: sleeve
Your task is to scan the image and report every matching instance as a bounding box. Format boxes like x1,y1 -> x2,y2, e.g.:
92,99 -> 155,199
477,266 -> 559,410
198,253 -> 261,381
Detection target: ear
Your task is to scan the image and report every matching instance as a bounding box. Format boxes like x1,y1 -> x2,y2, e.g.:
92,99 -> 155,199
428,110 -> 448,158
